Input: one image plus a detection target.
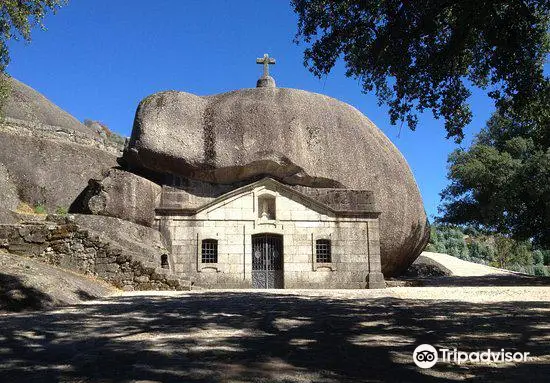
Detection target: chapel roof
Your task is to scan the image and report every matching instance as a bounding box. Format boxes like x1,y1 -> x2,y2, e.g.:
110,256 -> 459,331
156,177 -> 380,217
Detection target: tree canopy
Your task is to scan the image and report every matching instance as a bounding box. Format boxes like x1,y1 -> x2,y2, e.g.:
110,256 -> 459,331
292,0 -> 550,141
0,0 -> 65,110
439,85 -> 550,247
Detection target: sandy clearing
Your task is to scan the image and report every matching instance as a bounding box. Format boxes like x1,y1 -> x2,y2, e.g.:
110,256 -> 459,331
1,288 -> 548,382
115,285 -> 550,303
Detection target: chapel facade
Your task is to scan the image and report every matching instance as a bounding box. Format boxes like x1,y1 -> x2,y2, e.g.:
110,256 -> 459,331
155,177 -> 384,289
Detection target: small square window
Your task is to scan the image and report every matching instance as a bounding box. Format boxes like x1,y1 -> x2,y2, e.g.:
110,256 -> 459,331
201,239 -> 218,263
316,239 -> 331,263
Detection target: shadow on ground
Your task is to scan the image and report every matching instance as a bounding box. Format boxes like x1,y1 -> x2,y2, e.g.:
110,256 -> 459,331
413,274 -> 550,287
0,292 -> 548,382
0,273 -> 54,312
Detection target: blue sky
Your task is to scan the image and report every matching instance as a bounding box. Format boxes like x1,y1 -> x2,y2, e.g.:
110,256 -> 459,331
7,0 -> 496,220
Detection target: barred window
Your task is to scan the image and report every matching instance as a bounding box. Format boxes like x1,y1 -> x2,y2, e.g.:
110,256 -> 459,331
316,239 -> 332,263
201,239 -> 218,263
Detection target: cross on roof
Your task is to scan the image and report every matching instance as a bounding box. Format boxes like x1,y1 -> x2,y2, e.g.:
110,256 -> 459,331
256,53 -> 276,78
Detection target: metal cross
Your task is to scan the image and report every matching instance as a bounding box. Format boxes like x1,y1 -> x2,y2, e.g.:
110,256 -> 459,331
256,53 -> 276,77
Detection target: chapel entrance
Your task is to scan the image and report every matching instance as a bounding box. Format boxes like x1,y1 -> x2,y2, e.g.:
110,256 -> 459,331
252,234 -> 284,289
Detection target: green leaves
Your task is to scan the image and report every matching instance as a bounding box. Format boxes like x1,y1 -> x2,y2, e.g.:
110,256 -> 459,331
427,224 -> 549,275
0,1 -> 65,70
440,97 -> 550,247
292,0 -> 550,141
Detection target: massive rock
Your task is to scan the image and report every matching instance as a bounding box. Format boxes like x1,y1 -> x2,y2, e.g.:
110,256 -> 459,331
0,76 -> 119,213
76,168 -> 162,227
2,76 -> 96,137
123,87 -> 429,276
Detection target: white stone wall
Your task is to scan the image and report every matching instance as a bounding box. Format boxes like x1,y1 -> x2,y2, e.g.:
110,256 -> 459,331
158,183 -> 382,289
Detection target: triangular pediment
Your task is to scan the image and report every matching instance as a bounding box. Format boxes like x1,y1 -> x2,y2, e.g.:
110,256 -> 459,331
195,177 -> 335,216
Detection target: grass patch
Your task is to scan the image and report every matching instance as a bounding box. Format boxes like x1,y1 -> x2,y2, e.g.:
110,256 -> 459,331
15,202 -> 35,215
33,204 -> 47,215
55,206 -> 68,215
15,202 -> 48,216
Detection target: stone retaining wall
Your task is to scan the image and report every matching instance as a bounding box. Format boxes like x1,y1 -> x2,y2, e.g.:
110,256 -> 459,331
0,217 -> 189,291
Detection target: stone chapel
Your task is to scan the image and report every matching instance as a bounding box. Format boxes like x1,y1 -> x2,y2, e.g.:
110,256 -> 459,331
80,54 -> 430,289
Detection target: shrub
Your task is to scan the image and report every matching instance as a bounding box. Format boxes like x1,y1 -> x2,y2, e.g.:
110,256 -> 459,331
533,265 -> 550,277
428,224 -> 550,275
533,250 -> 544,265
55,206 -> 68,215
544,250 -> 550,266
33,204 -> 47,214
468,241 -> 494,263
425,243 -> 437,252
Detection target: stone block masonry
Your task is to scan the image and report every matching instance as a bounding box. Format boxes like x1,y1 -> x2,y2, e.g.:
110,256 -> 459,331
158,178 -> 386,289
0,216 -> 189,291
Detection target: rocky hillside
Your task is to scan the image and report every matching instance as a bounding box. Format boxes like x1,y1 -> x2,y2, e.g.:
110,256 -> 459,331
0,76 -> 122,223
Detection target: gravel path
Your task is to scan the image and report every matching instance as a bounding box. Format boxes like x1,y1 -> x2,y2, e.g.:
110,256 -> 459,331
1,286 -> 548,382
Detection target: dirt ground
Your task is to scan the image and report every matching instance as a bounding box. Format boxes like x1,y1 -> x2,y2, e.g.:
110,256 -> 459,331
0,283 -> 549,382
